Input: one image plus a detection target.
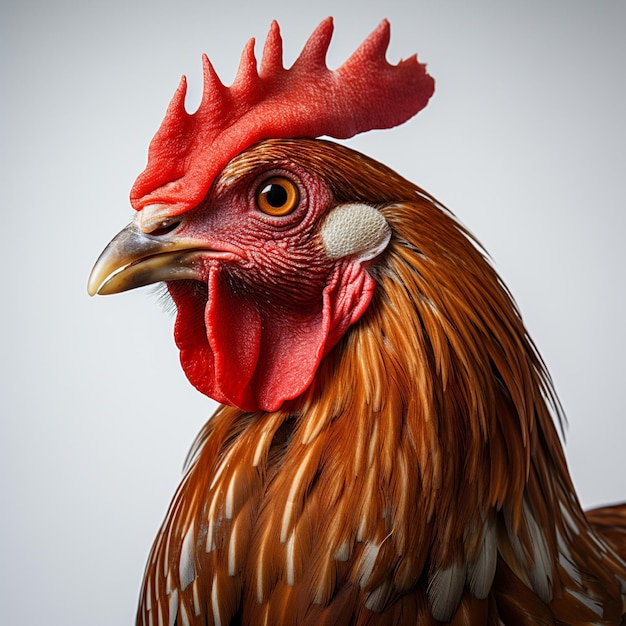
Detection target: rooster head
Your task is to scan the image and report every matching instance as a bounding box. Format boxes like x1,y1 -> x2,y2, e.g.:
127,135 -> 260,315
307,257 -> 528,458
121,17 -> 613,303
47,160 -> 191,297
88,19 -> 434,412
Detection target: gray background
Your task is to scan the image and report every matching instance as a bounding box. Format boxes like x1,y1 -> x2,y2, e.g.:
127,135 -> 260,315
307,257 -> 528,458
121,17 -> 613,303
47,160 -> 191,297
2,1 -> 624,623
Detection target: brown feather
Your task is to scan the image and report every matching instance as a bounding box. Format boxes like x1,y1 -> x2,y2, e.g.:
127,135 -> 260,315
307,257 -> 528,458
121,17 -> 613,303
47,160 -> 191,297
137,138 -> 626,625
586,504 -> 626,565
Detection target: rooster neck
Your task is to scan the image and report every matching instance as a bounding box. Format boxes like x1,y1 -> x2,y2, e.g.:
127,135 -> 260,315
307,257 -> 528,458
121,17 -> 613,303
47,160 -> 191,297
138,195 -> 626,624
138,367 -> 626,626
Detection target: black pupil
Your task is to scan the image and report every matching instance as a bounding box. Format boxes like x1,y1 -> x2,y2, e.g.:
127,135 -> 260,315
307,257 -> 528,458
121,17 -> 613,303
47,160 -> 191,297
264,183 -> 288,208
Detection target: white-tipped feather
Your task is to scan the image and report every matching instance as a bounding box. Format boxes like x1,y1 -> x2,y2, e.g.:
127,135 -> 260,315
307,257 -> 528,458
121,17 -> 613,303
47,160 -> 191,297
179,522 -> 196,591
557,530 -> 582,586
210,448 -> 236,490
523,500 -> 553,603
589,530 -> 609,555
252,426 -> 274,467
427,562 -> 466,622
206,496 -> 220,552
559,500 -> 581,537
364,579 -> 393,612
286,531 -> 296,585
357,540 -> 382,588
224,467 -> 237,519
280,446 -> 316,542
468,521 -> 497,599
211,576 -> 222,626
568,589 -> 604,617
228,517 -> 238,576
192,579 -> 201,616
168,589 -> 179,626
334,539 -> 351,562
179,602 -> 191,626
256,525 -> 272,604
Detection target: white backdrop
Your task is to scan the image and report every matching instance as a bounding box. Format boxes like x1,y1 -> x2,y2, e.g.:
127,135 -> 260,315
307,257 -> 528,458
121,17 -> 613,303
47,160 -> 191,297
2,1 -> 624,623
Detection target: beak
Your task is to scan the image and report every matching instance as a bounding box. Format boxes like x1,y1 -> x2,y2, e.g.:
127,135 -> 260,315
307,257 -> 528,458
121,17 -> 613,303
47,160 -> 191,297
87,220 -> 212,296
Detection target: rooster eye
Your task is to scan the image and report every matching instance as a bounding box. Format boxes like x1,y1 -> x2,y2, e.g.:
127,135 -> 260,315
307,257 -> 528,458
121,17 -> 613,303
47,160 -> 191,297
256,177 -> 300,216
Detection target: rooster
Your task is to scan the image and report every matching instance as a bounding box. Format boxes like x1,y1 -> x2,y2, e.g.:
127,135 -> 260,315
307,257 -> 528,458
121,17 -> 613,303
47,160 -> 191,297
88,19 -> 626,626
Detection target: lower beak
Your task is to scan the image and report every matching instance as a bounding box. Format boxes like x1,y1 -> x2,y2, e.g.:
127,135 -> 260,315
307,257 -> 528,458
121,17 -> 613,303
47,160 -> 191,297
87,221 -> 209,296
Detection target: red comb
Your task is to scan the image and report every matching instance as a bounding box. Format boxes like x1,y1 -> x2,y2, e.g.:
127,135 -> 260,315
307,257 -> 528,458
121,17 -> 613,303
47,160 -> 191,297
129,18 -> 435,215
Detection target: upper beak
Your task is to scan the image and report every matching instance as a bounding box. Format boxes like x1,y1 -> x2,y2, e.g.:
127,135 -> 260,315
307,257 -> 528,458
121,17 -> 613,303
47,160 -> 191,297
87,220 -> 211,296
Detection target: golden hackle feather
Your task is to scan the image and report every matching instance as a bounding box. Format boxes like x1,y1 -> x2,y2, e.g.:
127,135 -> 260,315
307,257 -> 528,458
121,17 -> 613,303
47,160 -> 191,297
137,139 -> 626,625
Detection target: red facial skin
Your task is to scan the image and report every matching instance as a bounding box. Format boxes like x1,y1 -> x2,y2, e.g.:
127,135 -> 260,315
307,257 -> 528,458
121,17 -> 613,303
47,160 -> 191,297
163,156 -> 375,412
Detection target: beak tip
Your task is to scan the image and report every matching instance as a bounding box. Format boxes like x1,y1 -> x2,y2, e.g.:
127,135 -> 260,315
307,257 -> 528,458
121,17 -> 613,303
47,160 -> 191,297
87,270 -> 102,297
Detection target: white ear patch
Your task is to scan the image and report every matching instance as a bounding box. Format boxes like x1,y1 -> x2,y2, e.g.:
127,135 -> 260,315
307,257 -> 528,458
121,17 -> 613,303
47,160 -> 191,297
320,203 -> 391,262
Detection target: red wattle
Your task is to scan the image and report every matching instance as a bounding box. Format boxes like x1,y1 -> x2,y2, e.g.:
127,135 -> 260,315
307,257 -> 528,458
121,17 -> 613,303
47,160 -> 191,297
170,262 -> 376,412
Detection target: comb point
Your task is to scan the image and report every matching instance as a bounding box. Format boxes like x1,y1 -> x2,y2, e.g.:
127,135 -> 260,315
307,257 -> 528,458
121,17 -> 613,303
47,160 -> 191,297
201,54 -> 227,109
233,38 -> 259,90
296,16 -> 334,69
170,75 -> 189,116
260,21 -> 284,77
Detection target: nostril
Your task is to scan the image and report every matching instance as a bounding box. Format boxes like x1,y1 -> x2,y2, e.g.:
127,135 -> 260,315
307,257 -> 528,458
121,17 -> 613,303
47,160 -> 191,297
149,219 -> 181,237
139,204 -> 183,236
